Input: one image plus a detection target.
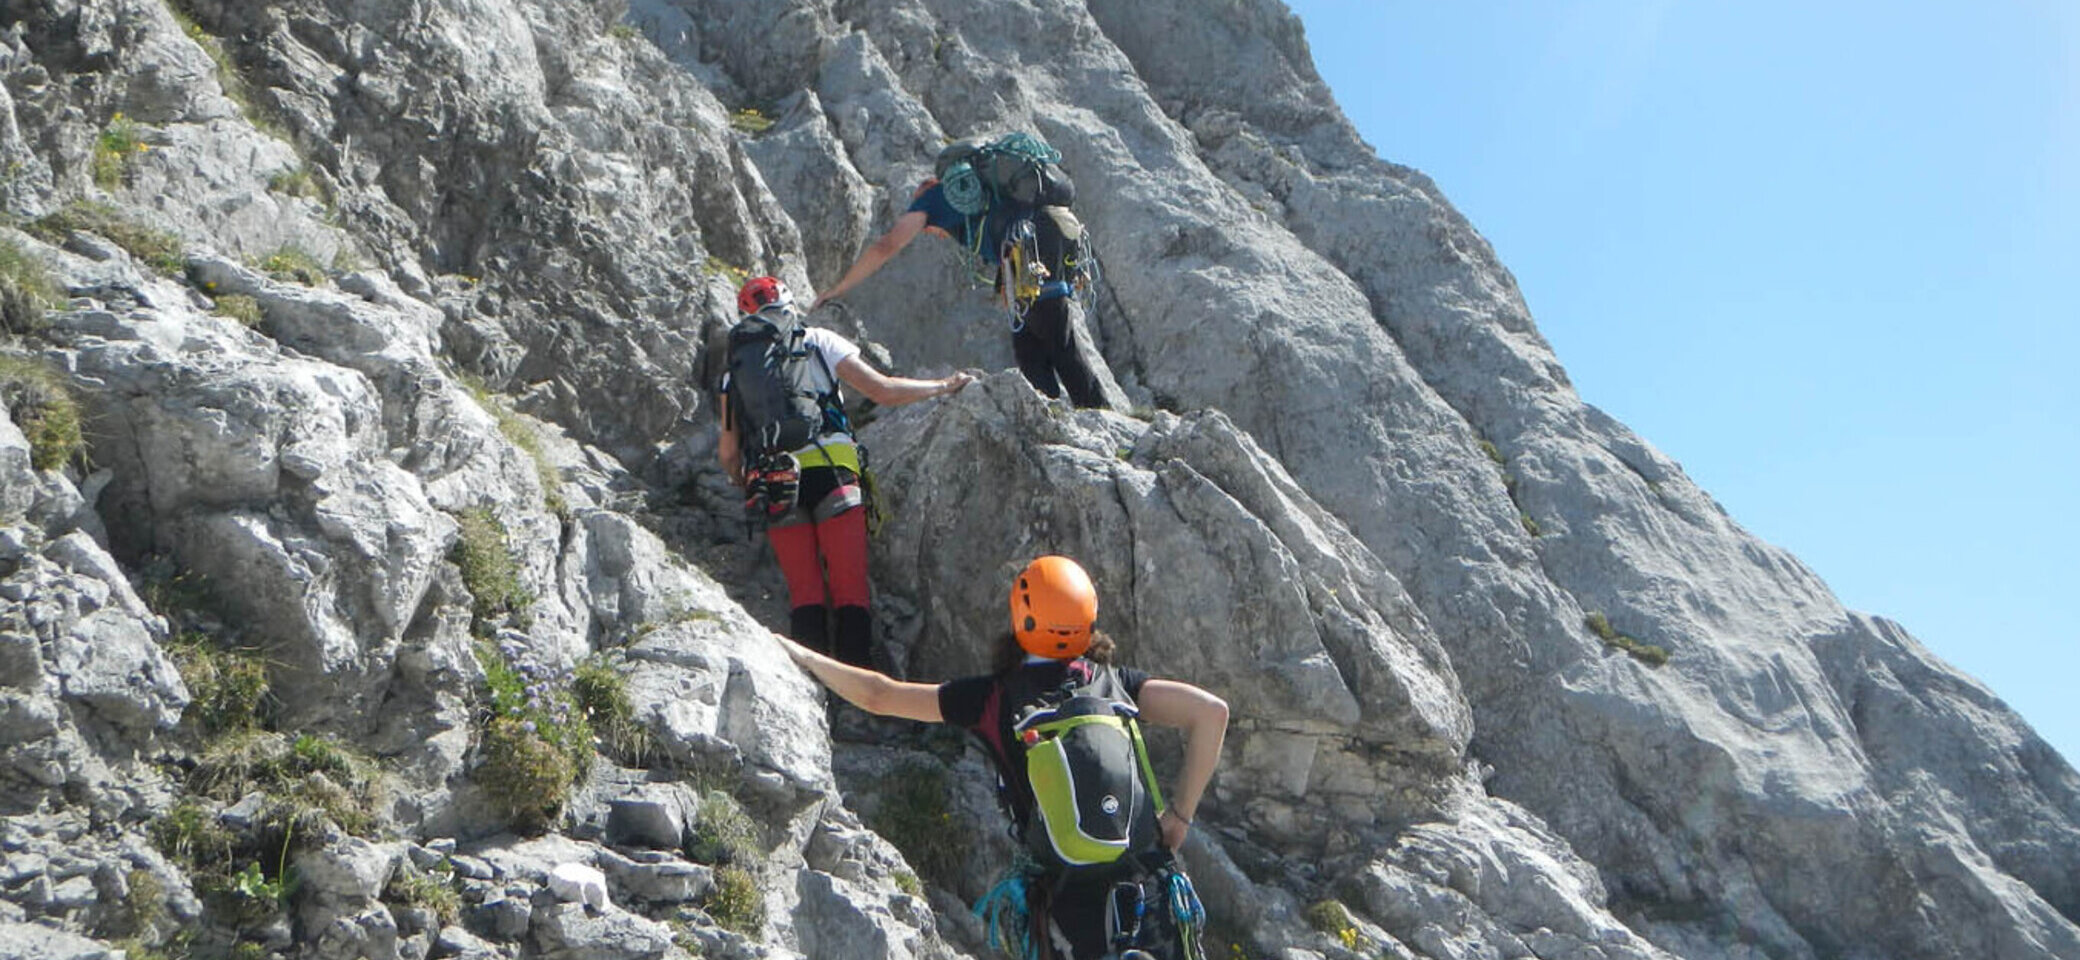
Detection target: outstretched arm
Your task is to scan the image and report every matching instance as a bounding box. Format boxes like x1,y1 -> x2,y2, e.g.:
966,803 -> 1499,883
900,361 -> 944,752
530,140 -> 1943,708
1135,678 -> 1229,849
833,355 -> 974,407
773,632 -> 944,722
815,211 -> 929,307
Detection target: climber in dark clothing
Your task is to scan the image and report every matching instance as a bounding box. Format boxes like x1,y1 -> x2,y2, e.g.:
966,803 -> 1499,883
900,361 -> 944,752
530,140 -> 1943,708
814,178 -> 1109,409
774,555 -> 1227,958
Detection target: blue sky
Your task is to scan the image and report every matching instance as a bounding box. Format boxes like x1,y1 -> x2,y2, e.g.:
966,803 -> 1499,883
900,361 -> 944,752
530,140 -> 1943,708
1280,0 -> 2080,763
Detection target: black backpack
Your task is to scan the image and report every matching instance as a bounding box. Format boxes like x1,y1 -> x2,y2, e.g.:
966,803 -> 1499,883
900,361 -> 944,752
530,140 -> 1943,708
935,132 -> 1077,216
724,306 -> 835,460
1002,660 -> 1167,873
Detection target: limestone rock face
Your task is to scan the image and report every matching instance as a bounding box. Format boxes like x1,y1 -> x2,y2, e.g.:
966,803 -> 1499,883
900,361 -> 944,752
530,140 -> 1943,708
2,0 -> 2076,957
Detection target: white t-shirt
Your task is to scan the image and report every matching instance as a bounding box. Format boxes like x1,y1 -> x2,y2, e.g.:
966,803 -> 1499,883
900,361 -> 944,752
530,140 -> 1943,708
797,327 -> 860,395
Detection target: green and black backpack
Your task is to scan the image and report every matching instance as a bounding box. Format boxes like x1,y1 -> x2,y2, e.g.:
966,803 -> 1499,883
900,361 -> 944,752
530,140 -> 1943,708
1002,660 -> 1167,872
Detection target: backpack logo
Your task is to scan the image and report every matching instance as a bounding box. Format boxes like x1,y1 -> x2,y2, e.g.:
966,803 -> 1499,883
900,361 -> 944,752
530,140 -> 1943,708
1101,795 -> 1120,815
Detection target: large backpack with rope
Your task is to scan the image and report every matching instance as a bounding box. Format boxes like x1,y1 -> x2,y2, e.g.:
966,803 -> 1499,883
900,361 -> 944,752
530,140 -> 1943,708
933,134 -> 1100,326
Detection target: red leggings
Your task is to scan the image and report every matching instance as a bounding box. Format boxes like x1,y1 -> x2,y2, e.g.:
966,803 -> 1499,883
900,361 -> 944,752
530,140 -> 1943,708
766,496 -> 870,611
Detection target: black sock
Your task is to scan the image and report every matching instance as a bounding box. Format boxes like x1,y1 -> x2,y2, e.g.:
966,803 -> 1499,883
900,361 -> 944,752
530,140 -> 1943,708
833,605 -> 873,668
789,605 -> 830,654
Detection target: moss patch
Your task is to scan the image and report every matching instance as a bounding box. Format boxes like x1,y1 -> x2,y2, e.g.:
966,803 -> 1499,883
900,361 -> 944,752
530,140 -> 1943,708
700,257 -> 749,289
727,108 -> 773,135
1303,898 -> 1360,949
1583,610 -> 1670,666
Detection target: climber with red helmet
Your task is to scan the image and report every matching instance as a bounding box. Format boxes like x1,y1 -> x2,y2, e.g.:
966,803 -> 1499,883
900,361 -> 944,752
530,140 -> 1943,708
774,555 -> 1228,959
719,276 -> 976,667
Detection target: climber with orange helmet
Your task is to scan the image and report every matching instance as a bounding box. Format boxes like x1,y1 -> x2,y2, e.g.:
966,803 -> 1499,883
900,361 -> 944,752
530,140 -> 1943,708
774,555 -> 1228,959
718,276 -> 975,667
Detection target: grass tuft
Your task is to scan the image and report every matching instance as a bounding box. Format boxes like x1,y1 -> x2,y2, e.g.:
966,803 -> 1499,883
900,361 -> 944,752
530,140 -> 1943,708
93,113 -> 147,188
476,715 -> 577,833
704,865 -> 764,935
861,762 -> 968,890
384,861 -> 460,927
686,789 -> 761,867
28,201 -> 185,275
573,656 -> 654,765
256,245 -> 324,285
213,293 -> 263,327
168,2 -> 287,142
472,641 -> 593,833
266,163 -> 324,202
462,377 -> 567,514
169,631 -> 273,734
452,509 -> 532,633
0,353 -> 85,472
0,237 -> 59,336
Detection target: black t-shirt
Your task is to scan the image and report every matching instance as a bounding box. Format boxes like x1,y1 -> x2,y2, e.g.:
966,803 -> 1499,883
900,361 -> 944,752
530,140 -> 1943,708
939,657 -> 1150,828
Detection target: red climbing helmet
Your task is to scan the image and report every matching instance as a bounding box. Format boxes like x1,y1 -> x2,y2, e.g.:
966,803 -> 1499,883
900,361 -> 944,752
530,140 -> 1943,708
1009,556 -> 1098,659
737,276 -> 793,316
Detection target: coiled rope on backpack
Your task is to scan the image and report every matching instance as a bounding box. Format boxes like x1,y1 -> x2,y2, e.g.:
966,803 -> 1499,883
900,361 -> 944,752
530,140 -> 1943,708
943,160 -> 989,216
991,131 -> 1062,168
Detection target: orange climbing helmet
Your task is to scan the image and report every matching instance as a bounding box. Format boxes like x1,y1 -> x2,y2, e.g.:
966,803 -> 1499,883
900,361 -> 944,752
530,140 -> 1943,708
737,276 -> 793,316
1009,555 -> 1098,659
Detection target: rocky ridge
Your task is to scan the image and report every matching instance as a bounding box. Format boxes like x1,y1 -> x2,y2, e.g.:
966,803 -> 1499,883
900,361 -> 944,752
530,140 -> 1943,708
2,0 -> 2076,959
